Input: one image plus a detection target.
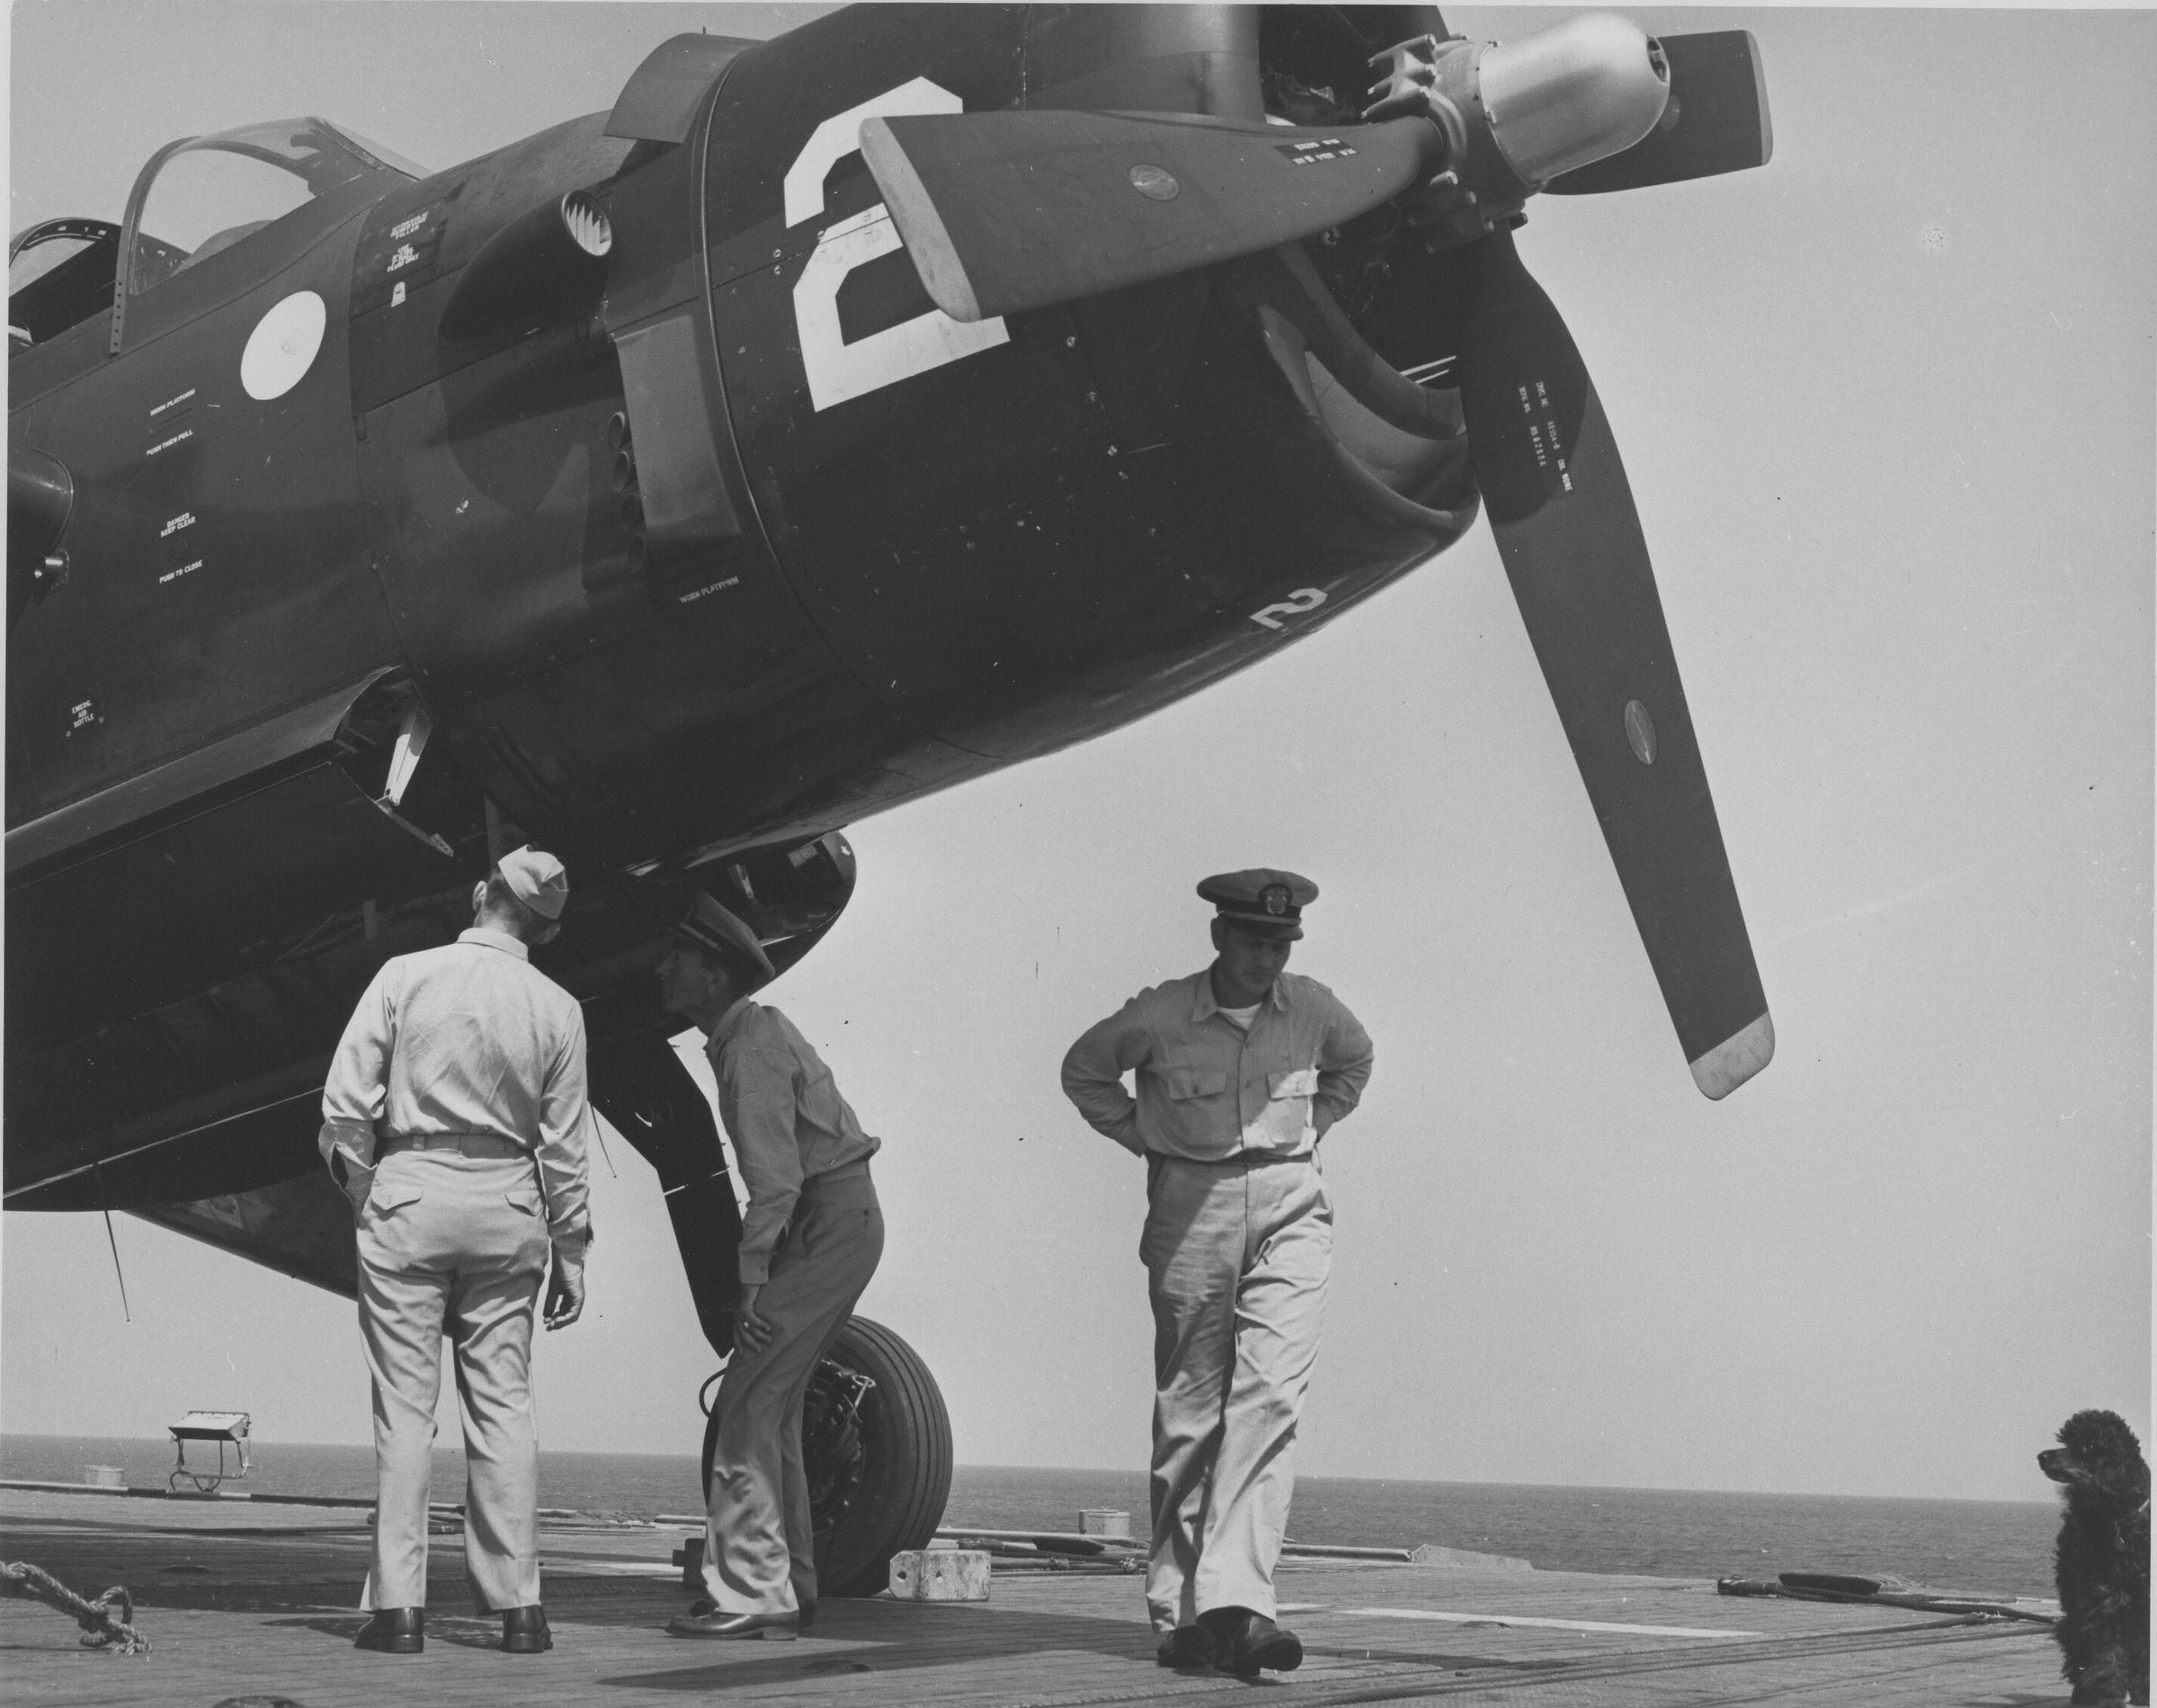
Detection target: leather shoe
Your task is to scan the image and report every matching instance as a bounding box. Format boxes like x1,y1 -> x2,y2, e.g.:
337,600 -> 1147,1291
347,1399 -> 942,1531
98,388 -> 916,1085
667,1607 -> 799,1640
691,1596 -> 815,1627
1201,1606 -> 1303,1675
1155,1625 -> 1214,1668
353,1607 -> 424,1653
501,1605 -> 552,1652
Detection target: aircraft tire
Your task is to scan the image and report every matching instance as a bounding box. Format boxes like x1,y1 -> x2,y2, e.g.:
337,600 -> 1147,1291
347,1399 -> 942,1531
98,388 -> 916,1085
698,1314 -> 952,1599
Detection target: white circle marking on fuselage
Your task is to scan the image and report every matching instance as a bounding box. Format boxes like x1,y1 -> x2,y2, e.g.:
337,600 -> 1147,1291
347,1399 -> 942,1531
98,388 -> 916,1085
240,290 -> 327,400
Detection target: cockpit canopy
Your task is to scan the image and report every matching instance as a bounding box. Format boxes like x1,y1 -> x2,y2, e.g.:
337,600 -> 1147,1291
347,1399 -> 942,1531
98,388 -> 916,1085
10,117 -> 421,350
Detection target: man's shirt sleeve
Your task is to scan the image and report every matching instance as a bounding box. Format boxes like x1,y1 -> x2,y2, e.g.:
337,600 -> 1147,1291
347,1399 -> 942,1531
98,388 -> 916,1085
1060,997 -> 1152,1156
1313,994 -> 1375,1137
722,1021 -> 807,1285
319,962 -> 397,1199
539,1002 -> 595,1248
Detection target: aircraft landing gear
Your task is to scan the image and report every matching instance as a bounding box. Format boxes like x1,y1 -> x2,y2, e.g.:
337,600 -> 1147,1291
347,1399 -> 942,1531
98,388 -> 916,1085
588,1033 -> 745,1358
700,1315 -> 952,1598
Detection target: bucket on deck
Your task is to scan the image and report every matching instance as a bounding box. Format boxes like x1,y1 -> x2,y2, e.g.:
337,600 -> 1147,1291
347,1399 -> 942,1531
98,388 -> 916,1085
80,1464 -> 124,1489
1079,1508 -> 1131,1539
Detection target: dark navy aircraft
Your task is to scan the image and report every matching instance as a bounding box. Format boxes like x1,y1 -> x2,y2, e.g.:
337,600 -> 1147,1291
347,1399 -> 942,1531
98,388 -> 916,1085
7,4 -> 1774,1589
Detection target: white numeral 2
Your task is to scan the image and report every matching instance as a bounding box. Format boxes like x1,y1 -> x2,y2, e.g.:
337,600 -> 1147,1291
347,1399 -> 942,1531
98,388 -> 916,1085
788,77 -> 1010,412
1249,587 -> 1328,630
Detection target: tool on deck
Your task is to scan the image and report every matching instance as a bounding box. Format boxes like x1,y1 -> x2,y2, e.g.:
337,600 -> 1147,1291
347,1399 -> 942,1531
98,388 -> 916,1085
1718,1570 -> 2057,1625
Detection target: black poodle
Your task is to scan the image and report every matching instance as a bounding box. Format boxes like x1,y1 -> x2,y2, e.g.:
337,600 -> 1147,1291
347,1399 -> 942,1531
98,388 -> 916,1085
2039,1410 -> 2150,1706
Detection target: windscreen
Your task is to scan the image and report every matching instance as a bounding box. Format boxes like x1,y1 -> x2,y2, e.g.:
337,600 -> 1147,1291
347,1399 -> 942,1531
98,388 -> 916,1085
127,119 -> 423,297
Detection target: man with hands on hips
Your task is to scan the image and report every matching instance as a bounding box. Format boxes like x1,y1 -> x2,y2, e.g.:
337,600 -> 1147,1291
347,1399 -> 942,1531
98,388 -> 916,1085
1062,868 -> 1373,1678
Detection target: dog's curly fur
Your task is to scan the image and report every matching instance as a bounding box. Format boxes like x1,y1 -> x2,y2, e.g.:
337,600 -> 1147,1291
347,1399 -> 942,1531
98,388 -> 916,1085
2040,1410 -> 2150,1706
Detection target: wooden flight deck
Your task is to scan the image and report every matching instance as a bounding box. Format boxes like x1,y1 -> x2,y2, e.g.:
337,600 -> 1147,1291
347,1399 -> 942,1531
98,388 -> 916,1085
0,1487 -> 2068,1707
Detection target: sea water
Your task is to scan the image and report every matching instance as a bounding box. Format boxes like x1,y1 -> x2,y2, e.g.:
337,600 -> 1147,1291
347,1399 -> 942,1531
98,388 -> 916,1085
1,1435 -> 2059,1597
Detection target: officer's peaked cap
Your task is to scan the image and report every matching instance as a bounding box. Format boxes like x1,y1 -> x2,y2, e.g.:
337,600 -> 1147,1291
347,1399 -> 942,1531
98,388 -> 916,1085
670,893 -> 777,982
1198,868 -> 1317,939
498,846 -> 569,920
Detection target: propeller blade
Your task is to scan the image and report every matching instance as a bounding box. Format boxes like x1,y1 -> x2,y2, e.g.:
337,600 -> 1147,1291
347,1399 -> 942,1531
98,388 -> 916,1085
1545,31 -> 1771,195
1454,228 -> 1771,1098
860,109 -> 1444,323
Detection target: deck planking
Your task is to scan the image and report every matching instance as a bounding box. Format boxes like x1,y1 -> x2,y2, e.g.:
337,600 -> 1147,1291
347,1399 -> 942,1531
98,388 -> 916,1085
0,1489 -> 2069,1707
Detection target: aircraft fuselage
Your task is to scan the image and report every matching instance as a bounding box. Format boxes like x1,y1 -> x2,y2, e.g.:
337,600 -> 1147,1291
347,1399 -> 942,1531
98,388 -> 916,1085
13,6 -> 1452,874
6,4 -> 1468,1215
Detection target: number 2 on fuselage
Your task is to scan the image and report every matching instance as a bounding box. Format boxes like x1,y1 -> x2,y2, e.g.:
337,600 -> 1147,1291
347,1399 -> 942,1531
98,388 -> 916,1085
788,78 -> 1010,412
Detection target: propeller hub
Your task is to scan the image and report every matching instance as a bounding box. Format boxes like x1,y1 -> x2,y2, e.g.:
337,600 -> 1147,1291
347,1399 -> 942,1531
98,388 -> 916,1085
1477,14 -> 1671,186
1366,15 -> 1671,247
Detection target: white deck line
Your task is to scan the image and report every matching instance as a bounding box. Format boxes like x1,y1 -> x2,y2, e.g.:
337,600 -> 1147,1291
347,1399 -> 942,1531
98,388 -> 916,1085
1338,1606 -> 1761,1639
545,1559 -> 682,1578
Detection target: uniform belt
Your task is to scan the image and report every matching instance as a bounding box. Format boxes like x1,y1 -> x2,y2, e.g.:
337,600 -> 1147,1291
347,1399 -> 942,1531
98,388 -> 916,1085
800,1156 -> 873,1190
378,1132 -> 527,1161
1151,1148 -> 1309,1167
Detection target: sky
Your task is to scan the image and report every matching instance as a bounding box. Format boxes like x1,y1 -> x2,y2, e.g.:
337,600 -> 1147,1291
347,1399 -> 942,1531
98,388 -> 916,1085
4,3 -> 2150,1508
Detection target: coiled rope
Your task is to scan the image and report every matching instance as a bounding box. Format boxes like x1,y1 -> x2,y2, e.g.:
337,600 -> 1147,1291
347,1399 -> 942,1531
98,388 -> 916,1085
0,1560 -> 152,1652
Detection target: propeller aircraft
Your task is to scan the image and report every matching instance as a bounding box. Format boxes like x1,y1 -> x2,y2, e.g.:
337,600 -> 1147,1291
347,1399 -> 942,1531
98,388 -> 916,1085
6,3 -> 1775,1593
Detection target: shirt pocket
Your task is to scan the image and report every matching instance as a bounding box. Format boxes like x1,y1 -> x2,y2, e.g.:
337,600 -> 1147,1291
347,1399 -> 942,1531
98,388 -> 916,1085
1268,1067 -> 1321,1100
1159,1055 -> 1227,1100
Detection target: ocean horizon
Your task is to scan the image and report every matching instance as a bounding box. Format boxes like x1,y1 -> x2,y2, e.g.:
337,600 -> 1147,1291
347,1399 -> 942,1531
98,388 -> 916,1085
1,1433 -> 2062,1598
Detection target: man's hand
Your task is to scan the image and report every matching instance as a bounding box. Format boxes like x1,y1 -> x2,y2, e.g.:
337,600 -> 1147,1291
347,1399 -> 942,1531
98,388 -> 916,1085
735,1284 -> 774,1356
327,1150 -> 373,1217
544,1245 -> 586,1330
341,1166 -> 374,1217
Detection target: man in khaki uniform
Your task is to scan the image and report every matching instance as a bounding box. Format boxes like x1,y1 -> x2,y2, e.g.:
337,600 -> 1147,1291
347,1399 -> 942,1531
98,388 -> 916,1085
319,847 -> 593,1657
657,895 -> 885,1641
1063,869 -> 1373,1677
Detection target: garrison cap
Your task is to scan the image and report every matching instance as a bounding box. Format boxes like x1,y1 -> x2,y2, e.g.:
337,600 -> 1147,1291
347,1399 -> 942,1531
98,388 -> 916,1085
1198,868 -> 1318,939
498,846 -> 569,920
670,892 -> 776,983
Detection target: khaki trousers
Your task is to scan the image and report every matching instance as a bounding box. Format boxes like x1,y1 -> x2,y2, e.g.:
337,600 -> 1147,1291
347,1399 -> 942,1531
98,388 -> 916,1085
355,1149 -> 550,1612
701,1164 -> 883,1615
1141,1152 -> 1331,1632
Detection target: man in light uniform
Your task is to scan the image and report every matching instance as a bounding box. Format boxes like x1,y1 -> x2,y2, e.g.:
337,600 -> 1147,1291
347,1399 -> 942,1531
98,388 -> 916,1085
1062,869 -> 1373,1677
656,894 -> 885,1641
319,847 -> 593,1657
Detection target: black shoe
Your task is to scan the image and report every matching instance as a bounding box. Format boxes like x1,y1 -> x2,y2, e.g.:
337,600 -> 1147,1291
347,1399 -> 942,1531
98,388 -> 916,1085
691,1596 -> 815,1626
1155,1625 -> 1214,1669
501,1605 -> 552,1652
1201,1607 -> 1303,1676
666,1607 -> 799,1640
354,1607 -> 425,1653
